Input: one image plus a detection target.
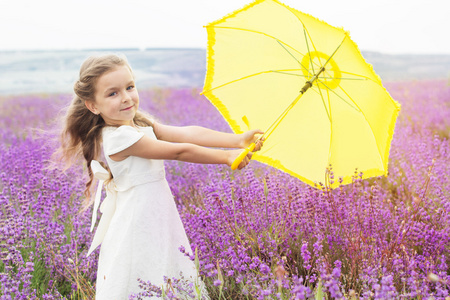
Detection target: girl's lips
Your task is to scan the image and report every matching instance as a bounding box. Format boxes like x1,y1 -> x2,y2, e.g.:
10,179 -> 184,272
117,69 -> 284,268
121,105 -> 134,111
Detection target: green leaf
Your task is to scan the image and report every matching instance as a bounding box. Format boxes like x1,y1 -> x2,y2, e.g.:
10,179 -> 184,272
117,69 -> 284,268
194,247 -> 200,274
315,280 -> 325,300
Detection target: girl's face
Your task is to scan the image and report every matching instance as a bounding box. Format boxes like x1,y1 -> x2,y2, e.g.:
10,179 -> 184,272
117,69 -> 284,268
88,65 -> 139,127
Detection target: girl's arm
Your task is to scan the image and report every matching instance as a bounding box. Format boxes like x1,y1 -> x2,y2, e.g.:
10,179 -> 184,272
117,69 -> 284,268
153,122 -> 263,150
109,135 -> 252,170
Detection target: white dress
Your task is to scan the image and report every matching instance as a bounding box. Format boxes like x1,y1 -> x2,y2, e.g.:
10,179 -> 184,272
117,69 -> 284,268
88,125 -> 199,299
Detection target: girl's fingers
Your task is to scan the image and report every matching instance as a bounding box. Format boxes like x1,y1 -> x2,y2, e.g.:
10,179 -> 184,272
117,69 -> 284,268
253,138 -> 264,152
232,148 -> 256,170
238,160 -> 245,170
254,142 -> 261,152
238,154 -> 252,170
253,129 -> 264,137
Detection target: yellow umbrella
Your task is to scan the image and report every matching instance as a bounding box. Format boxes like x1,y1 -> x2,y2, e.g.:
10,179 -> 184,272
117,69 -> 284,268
201,0 -> 401,188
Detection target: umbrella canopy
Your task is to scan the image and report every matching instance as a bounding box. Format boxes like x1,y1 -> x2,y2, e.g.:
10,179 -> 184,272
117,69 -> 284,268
201,0 -> 401,188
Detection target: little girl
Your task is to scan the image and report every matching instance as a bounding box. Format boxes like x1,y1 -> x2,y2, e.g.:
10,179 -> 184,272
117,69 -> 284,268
58,54 -> 263,299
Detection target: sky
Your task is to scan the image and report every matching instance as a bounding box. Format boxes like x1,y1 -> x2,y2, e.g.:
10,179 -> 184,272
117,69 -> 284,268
0,0 -> 449,55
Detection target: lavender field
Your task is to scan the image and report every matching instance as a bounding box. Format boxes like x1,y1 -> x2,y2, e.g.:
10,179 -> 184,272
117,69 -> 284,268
0,80 -> 449,299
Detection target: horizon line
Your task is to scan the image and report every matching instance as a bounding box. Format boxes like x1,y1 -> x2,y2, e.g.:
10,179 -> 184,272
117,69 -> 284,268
0,48 -> 449,56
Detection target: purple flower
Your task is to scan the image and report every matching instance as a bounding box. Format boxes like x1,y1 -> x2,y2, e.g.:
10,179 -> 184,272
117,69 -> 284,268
1,81 -> 449,299
213,279 -> 222,287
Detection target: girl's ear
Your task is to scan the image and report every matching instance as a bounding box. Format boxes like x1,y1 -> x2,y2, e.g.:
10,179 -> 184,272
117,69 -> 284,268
85,101 -> 99,115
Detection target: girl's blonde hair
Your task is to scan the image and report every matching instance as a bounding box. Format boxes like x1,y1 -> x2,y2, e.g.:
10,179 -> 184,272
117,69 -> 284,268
58,54 -> 153,208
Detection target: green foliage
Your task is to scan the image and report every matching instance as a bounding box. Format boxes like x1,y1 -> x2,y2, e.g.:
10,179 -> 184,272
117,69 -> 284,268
31,256 -> 52,296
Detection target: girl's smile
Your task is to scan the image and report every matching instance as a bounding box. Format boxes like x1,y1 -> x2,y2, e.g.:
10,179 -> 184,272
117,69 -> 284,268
121,104 -> 135,111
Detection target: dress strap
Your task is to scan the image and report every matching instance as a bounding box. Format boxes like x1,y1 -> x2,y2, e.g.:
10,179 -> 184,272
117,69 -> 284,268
89,160 -> 110,232
87,160 -> 117,256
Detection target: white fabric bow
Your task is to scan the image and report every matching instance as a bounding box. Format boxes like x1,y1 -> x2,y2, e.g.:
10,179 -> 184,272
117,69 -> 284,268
87,160 -> 117,256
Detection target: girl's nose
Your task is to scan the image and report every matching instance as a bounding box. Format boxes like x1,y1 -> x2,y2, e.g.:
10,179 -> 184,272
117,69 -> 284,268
122,93 -> 131,102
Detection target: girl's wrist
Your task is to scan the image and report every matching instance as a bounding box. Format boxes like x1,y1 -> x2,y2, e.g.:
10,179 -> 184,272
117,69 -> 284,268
225,150 -> 233,167
237,133 -> 247,149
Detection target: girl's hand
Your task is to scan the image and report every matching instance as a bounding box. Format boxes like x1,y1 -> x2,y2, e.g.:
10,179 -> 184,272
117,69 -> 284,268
226,149 -> 253,170
239,129 -> 264,152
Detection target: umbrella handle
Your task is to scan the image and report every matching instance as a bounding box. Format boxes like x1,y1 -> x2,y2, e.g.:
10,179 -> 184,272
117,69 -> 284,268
231,143 -> 256,170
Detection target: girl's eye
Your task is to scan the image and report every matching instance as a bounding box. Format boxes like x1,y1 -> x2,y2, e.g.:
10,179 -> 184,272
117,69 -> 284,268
127,85 -> 134,90
108,92 -> 117,97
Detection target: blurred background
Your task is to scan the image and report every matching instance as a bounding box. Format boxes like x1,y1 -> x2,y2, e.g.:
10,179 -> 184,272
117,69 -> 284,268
1,0 -> 449,95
